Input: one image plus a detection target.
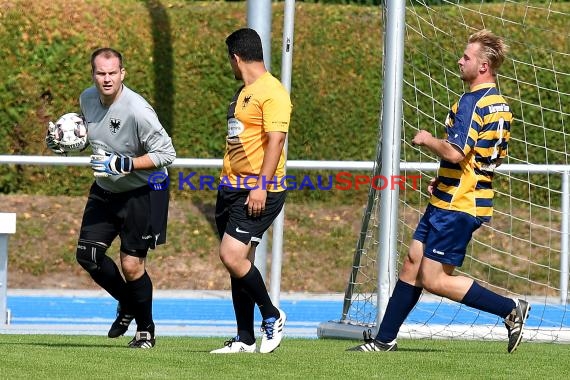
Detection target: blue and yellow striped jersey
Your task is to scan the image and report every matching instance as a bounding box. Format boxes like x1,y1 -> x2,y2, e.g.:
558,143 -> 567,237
430,83 -> 512,221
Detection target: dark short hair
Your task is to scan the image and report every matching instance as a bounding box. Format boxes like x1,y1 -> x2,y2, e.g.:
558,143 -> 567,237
90,48 -> 123,72
225,28 -> 264,62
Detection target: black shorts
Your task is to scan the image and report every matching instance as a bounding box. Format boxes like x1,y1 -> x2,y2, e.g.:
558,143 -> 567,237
215,187 -> 287,246
79,182 -> 169,256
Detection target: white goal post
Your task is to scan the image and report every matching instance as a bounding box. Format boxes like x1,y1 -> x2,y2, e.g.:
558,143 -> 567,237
318,0 -> 570,343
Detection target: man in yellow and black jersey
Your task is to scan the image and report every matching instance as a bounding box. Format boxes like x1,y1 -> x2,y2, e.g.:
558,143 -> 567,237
221,68 -> 291,192
211,28 -> 292,355
349,30 -> 530,354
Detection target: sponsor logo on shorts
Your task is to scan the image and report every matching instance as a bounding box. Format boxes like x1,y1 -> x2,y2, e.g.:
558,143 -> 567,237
235,227 -> 249,234
141,233 -> 161,240
432,248 -> 445,255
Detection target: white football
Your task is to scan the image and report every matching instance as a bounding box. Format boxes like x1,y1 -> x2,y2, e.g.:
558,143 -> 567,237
54,112 -> 88,152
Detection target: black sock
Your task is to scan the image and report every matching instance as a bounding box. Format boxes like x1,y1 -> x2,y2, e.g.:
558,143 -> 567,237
239,264 -> 278,320
126,271 -> 154,335
88,255 -> 128,304
231,276 -> 255,345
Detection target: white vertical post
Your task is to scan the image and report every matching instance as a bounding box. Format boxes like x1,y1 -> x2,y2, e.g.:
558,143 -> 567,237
375,0 -> 406,331
0,213 -> 16,325
270,0 -> 296,305
248,0 -> 273,279
561,171 -> 569,304
248,0 -> 273,72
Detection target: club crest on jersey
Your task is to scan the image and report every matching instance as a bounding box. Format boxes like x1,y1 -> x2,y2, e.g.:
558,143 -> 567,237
109,118 -> 121,134
242,94 -> 252,108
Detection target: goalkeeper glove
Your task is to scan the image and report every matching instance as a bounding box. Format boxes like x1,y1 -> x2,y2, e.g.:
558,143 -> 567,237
90,152 -> 133,177
45,121 -> 65,155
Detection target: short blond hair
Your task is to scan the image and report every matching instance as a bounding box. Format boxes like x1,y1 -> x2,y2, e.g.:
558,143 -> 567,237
468,29 -> 509,75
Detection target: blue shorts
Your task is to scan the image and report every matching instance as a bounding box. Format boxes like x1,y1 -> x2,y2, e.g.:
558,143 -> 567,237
413,204 -> 483,267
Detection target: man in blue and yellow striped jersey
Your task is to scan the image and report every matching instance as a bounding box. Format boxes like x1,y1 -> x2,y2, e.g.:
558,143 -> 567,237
349,29 -> 530,354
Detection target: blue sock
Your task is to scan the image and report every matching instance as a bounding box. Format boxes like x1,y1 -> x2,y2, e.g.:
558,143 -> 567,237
461,281 -> 515,318
377,280 -> 422,343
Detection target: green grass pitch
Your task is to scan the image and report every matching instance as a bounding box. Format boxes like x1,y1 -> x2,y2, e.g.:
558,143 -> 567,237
0,335 -> 568,379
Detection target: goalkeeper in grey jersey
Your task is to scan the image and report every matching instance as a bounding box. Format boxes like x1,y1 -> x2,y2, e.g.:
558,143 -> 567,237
72,48 -> 174,348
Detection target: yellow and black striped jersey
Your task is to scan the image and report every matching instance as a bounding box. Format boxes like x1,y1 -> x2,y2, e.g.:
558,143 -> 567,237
430,83 -> 512,220
221,72 -> 292,192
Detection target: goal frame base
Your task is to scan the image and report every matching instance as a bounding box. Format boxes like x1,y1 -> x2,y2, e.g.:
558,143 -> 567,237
317,321 -> 374,340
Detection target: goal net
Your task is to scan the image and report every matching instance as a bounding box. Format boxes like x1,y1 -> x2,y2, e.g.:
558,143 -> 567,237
318,0 -> 570,343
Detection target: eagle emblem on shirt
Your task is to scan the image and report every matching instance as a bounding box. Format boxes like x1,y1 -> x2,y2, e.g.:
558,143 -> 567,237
109,118 -> 121,134
242,94 -> 252,109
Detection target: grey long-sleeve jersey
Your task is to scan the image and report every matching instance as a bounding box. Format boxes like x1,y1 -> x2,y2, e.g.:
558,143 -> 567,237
80,85 -> 176,193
